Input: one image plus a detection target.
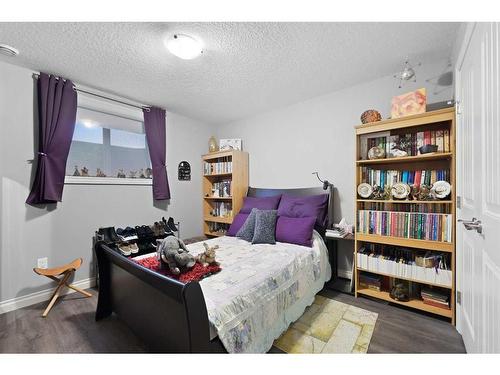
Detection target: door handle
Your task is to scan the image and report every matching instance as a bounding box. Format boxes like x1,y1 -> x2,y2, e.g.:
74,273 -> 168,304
458,218 -> 483,234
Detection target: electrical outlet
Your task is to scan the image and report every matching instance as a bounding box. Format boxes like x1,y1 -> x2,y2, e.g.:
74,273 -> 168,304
37,257 -> 48,269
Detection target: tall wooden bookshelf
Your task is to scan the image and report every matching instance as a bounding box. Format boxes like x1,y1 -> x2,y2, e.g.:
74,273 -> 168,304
202,150 -> 249,237
354,107 -> 456,324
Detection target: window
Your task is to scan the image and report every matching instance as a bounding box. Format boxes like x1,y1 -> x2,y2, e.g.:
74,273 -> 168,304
65,102 -> 152,185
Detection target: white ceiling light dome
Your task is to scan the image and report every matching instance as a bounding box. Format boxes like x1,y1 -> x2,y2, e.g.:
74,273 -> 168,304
165,34 -> 203,60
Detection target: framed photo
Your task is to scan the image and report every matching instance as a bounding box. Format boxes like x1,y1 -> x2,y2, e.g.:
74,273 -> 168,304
219,138 -> 242,151
391,88 -> 426,119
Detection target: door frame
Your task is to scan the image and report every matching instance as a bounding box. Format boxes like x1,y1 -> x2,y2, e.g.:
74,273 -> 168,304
454,22 -> 476,340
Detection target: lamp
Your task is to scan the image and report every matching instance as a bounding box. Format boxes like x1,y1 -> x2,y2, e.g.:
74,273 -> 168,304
312,172 -> 334,229
165,34 -> 203,60
312,172 -> 332,190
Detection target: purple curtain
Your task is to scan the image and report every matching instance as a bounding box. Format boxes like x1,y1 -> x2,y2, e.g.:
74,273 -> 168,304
143,107 -> 171,200
26,73 -> 77,205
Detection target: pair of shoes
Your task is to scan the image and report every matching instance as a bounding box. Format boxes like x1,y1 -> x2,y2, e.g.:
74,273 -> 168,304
117,227 -> 137,238
136,225 -> 155,240
137,241 -> 156,255
97,227 -> 121,245
162,217 -> 178,233
118,242 -> 139,256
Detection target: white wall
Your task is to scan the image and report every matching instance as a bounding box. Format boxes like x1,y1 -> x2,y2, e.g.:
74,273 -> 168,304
215,59 -> 454,276
0,61 -> 212,303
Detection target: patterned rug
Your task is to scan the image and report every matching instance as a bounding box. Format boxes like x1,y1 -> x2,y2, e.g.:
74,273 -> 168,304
274,295 -> 378,353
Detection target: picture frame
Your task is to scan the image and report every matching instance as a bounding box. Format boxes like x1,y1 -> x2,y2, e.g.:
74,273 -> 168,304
219,138 -> 242,151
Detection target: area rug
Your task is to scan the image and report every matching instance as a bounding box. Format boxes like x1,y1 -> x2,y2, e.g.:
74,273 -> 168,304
274,295 -> 378,353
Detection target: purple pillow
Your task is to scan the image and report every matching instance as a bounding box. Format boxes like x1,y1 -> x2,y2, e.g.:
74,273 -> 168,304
226,213 -> 249,236
277,194 -> 329,229
240,195 -> 282,214
276,216 -> 316,247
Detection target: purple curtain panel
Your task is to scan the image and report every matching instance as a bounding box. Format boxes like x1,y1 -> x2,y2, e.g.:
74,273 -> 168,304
26,73 -> 77,205
143,107 -> 171,200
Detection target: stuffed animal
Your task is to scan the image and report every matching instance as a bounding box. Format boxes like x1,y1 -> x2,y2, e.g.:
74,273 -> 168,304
157,236 -> 195,275
196,242 -> 219,267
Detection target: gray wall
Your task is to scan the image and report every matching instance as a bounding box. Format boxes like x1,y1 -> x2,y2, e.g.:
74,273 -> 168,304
0,61 -> 212,303
215,59 -> 454,276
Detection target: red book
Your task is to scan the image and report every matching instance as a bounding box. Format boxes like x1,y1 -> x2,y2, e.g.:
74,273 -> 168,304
414,170 -> 422,187
423,299 -> 451,310
424,131 -> 431,145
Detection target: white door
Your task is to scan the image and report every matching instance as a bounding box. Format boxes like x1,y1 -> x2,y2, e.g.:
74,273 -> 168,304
456,22 -> 500,353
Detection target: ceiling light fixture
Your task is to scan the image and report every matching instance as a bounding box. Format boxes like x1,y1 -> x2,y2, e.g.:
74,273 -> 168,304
0,44 -> 19,57
165,34 -> 203,60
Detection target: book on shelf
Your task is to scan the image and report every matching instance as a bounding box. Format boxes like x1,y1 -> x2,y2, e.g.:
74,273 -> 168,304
358,209 -> 453,242
210,180 -> 232,197
210,201 -> 233,218
204,157 -> 233,175
421,287 -> 451,309
361,167 -> 450,189
359,129 -> 450,159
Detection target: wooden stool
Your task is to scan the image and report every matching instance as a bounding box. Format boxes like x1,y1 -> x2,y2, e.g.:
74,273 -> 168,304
33,258 -> 92,317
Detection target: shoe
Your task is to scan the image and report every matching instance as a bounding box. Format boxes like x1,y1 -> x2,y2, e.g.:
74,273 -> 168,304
129,243 -> 139,254
167,217 -> 178,233
118,244 -> 132,256
98,227 -> 120,245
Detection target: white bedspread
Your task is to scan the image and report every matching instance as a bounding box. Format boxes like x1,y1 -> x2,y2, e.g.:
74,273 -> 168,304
186,231 -> 331,353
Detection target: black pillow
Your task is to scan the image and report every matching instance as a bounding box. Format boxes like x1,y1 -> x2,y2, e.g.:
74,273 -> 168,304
236,208 -> 258,242
252,210 -> 278,245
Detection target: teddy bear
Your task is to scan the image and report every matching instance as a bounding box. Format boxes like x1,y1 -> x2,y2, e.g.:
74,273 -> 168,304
196,242 -> 219,267
157,236 -> 195,275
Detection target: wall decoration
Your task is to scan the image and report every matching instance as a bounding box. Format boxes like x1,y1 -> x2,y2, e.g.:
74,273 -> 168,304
391,88 -> 427,119
360,109 -> 382,124
208,136 -> 218,153
219,138 -> 242,151
178,161 -> 191,181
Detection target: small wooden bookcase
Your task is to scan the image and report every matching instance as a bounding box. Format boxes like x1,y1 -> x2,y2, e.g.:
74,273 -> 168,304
202,150 -> 249,237
354,107 -> 456,324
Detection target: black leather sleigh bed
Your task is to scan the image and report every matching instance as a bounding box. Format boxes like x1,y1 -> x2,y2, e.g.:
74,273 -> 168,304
94,186 -> 334,353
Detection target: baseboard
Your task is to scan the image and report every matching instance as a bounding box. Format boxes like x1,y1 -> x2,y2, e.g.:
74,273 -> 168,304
0,277 -> 96,315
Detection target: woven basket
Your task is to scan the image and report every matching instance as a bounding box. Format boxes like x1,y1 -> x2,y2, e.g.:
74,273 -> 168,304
360,109 -> 382,124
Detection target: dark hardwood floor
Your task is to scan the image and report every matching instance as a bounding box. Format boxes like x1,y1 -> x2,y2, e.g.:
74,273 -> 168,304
0,285 -> 465,353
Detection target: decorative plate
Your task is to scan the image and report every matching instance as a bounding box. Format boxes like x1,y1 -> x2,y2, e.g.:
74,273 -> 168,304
368,146 -> 386,160
357,183 -> 373,198
431,180 -> 452,199
391,182 -> 411,199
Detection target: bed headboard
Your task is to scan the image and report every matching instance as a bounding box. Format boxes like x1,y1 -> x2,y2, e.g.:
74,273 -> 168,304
246,185 -> 334,231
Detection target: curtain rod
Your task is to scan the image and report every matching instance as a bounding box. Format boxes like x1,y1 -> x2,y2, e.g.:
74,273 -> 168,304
32,73 -> 151,112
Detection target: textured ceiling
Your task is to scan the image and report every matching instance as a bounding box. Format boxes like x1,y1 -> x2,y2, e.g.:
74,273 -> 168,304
0,22 -> 460,124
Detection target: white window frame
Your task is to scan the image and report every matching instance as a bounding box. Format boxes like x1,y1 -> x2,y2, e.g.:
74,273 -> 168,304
64,93 -> 152,186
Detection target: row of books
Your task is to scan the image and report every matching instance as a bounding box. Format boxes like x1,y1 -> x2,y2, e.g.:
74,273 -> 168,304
361,168 -> 450,189
362,202 -> 451,214
203,158 -> 233,175
357,245 -> 452,287
421,287 -> 451,310
360,129 -> 451,159
209,201 -> 233,218
357,210 -> 453,242
210,180 -> 232,198
358,273 -> 451,310
359,273 -> 383,292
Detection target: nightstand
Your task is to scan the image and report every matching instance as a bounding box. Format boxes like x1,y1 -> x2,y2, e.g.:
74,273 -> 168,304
325,233 -> 354,294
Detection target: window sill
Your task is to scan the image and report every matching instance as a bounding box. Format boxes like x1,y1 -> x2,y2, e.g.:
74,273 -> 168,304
64,176 -> 152,186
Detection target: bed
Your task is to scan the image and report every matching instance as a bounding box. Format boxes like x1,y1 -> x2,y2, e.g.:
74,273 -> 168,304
94,186 -> 333,353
